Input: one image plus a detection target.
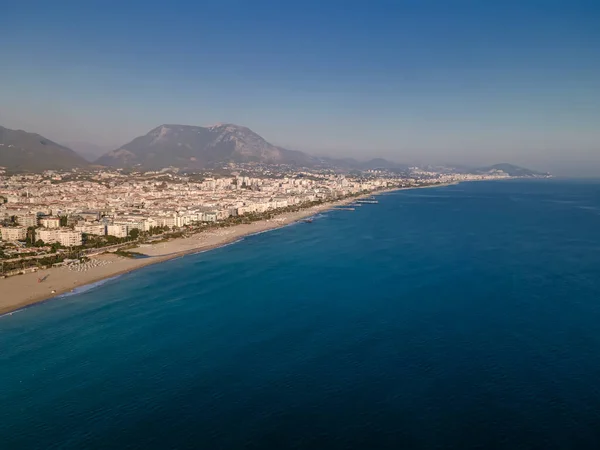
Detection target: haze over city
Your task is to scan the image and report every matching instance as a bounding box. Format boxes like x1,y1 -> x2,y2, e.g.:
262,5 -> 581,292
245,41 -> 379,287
1,0 -> 599,175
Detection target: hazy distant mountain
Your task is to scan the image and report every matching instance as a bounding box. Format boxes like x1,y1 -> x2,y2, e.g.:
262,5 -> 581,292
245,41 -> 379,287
474,163 -> 546,177
62,141 -> 113,162
316,156 -> 361,169
0,123 -> 547,176
96,124 -> 316,170
317,156 -> 406,171
361,158 -> 409,170
0,126 -> 89,171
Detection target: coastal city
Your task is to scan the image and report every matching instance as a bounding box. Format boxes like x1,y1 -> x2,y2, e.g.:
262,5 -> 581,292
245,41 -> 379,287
2,3 -> 596,448
0,164 -> 515,277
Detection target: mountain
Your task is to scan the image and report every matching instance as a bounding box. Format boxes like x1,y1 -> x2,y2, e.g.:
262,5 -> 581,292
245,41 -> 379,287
316,156 -> 361,169
360,158 -> 409,170
0,123 -> 548,176
474,163 -> 547,177
0,126 -> 89,171
96,124 -> 316,170
316,156 -> 406,171
62,141 -> 113,162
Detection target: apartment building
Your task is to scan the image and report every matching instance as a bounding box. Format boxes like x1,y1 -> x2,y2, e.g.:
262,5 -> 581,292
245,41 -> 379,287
153,216 -> 177,228
0,226 -> 27,241
79,211 -> 101,222
37,229 -> 83,247
203,212 -> 218,222
37,229 -> 60,244
106,224 -> 129,238
59,230 -> 83,247
74,224 -> 106,236
114,220 -> 145,232
40,217 -> 61,229
16,214 -> 38,228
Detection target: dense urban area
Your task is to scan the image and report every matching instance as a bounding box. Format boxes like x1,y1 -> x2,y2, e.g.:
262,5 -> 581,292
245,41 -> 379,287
0,164 -> 515,276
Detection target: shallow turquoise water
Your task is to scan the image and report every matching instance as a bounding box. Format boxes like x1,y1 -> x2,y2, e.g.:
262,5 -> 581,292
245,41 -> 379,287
2,179 -> 600,449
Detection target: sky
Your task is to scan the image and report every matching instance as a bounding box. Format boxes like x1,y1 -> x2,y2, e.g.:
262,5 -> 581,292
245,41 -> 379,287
1,0 -> 599,175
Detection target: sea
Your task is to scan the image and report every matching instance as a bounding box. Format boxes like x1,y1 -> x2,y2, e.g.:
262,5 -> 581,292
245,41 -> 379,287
2,179 -> 600,449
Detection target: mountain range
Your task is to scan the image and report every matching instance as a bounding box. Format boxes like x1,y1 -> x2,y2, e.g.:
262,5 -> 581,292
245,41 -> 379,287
0,126 -> 88,171
0,123 -> 544,176
473,163 -> 546,177
96,124 -> 316,169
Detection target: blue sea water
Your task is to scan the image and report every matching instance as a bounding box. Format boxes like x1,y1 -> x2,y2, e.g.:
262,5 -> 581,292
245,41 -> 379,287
2,179 -> 600,449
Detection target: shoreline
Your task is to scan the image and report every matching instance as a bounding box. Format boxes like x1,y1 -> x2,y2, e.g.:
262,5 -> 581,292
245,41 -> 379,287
0,183 -> 456,316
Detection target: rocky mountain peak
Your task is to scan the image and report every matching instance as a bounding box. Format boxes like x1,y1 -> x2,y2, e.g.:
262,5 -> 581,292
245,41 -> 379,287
95,123 -> 314,170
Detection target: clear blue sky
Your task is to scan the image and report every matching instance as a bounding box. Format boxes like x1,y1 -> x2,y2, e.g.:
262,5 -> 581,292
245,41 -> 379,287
1,0 -> 599,174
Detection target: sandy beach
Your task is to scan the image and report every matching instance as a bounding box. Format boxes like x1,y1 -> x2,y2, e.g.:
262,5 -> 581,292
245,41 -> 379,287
0,195 -> 378,316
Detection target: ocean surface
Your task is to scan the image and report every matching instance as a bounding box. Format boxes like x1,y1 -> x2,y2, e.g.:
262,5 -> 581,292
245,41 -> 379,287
2,179 -> 600,449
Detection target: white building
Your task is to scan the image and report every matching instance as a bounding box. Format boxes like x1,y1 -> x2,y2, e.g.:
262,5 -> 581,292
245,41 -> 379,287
37,229 -> 83,247
16,214 -> 38,228
37,229 -> 60,244
74,224 -> 106,236
114,220 -> 145,233
40,217 -> 61,228
59,230 -> 83,247
106,224 -> 128,238
154,216 -> 176,228
79,211 -> 101,222
0,226 -> 27,241
202,212 -> 218,222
